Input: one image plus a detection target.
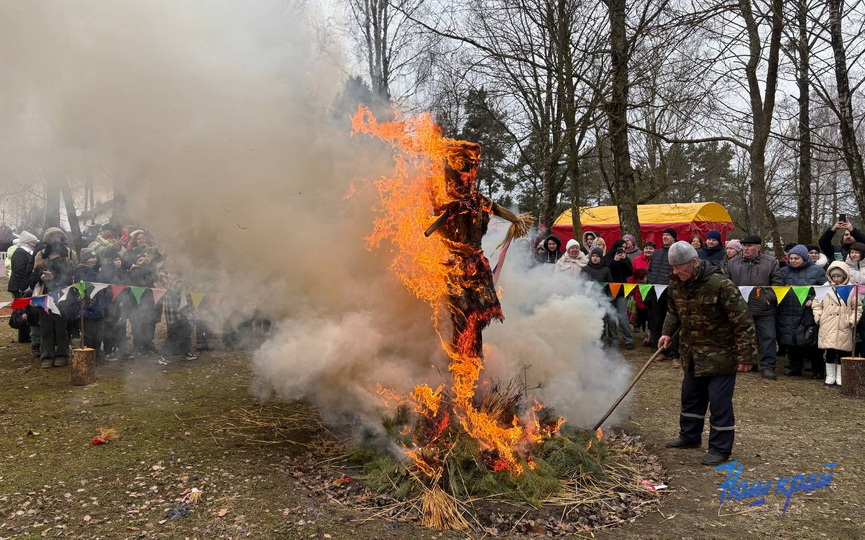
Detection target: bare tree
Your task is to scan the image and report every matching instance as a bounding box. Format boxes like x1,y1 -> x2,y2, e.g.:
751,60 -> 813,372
345,0 -> 435,103
825,0 -> 865,217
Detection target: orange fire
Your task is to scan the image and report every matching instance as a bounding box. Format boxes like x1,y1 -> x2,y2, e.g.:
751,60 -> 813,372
352,106 -> 561,477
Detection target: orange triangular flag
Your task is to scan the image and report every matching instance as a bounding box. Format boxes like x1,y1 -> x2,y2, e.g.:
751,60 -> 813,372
608,283 -> 622,298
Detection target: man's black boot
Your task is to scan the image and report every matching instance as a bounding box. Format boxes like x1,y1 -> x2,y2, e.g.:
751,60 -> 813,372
701,451 -> 730,466
665,438 -> 701,449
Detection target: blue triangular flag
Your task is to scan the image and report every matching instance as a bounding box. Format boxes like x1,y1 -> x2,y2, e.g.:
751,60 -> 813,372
836,285 -> 854,303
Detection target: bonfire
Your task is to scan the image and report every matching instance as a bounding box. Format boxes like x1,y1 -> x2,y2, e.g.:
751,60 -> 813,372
351,107 -> 613,529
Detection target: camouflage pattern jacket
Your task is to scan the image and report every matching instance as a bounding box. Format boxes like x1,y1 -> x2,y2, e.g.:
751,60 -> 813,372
662,260 -> 758,376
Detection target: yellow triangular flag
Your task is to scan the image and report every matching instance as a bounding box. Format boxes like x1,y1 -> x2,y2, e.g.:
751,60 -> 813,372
190,291 -> 205,309
771,286 -> 791,304
623,283 -> 637,297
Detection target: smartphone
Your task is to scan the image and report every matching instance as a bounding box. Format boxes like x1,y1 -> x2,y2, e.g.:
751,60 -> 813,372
616,247 -> 625,254
840,213 -> 847,222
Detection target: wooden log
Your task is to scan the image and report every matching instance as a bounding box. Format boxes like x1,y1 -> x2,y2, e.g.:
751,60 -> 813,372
71,348 -> 96,386
840,357 -> 865,398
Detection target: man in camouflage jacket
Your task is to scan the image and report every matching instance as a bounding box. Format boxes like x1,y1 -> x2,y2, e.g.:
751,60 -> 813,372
659,241 -> 758,466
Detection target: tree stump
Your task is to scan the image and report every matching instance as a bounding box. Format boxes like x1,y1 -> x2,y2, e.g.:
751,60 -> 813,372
840,357 -> 865,398
71,348 -> 96,386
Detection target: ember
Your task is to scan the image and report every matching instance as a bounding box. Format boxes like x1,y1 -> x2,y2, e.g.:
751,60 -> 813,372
352,106 -> 560,480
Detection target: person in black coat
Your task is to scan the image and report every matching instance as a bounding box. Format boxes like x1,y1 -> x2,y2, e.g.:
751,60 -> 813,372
819,219 -> 865,262
698,230 -> 726,263
30,244 -> 75,368
604,239 -> 635,348
536,234 -> 563,265
6,231 -> 38,343
584,247 -> 618,347
127,253 -> 161,355
647,228 -> 680,364
73,249 -> 107,358
97,254 -> 129,359
777,245 -> 826,377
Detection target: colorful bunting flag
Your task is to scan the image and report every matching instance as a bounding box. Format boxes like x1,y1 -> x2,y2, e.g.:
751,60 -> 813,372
638,284 -> 653,300
653,285 -> 667,299
59,286 -> 73,302
608,283 -> 622,298
111,285 -> 128,301
792,286 -> 811,306
836,285 -> 854,303
623,283 -> 637,297
190,292 -> 204,309
90,283 -> 110,298
130,287 -> 146,305
813,286 -> 831,303
771,286 -> 791,304
179,293 -> 188,310
209,293 -> 223,310
45,293 -> 62,316
151,288 -> 167,304
738,286 -> 755,301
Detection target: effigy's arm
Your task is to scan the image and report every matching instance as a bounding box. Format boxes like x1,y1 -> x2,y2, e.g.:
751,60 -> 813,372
491,201 -> 534,239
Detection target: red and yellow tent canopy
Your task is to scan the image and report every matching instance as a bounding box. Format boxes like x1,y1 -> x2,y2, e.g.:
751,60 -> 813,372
551,202 -> 734,249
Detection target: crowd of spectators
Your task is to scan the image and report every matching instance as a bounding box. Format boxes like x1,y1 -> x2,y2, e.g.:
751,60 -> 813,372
535,218 -> 865,385
6,226 -> 212,368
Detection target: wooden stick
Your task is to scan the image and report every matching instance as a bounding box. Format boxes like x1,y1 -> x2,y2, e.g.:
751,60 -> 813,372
79,283 -> 85,349
593,329 -> 680,431
852,284 -> 860,359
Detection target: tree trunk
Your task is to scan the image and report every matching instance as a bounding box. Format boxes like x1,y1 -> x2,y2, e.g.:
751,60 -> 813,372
44,180 -> 61,231
110,180 -> 128,231
555,0 -> 584,242
61,181 -> 83,255
797,0 -> 813,244
740,0 -> 783,239
828,0 -> 865,217
605,0 -> 640,238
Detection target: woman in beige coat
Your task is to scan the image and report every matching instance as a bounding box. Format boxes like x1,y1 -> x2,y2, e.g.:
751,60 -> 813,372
813,261 -> 863,386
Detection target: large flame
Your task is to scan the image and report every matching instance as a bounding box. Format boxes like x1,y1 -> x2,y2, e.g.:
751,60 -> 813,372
352,106 -> 560,476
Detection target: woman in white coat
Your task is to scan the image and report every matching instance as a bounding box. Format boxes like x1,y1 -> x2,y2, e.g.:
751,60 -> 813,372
555,239 -> 588,277
813,261 -> 863,386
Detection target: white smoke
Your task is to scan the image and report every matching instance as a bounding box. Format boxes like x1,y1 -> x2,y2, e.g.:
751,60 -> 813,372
0,1 -> 631,432
481,219 -> 633,429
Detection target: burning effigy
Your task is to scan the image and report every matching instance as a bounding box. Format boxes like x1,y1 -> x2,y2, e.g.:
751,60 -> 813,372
348,107 -> 643,530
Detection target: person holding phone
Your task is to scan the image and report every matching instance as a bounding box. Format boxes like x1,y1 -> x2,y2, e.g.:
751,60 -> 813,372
819,215 -> 865,264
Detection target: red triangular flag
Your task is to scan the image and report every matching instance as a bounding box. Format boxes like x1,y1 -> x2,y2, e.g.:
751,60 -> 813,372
151,288 -> 167,304
111,284 -> 129,301
11,297 -> 31,309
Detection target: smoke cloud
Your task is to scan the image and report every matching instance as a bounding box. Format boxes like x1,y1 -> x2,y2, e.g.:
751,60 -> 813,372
0,1 -> 630,432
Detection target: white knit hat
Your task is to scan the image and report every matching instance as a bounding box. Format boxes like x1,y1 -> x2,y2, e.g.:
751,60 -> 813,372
17,231 -> 38,245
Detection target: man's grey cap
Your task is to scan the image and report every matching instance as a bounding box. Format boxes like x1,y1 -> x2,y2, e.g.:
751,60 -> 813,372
668,240 -> 699,266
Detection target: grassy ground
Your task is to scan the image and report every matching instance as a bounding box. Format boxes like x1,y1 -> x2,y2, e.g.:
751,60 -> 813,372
1,279 -> 864,539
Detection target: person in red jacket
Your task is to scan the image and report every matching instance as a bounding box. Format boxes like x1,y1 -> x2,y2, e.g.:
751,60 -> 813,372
632,241 -> 654,274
